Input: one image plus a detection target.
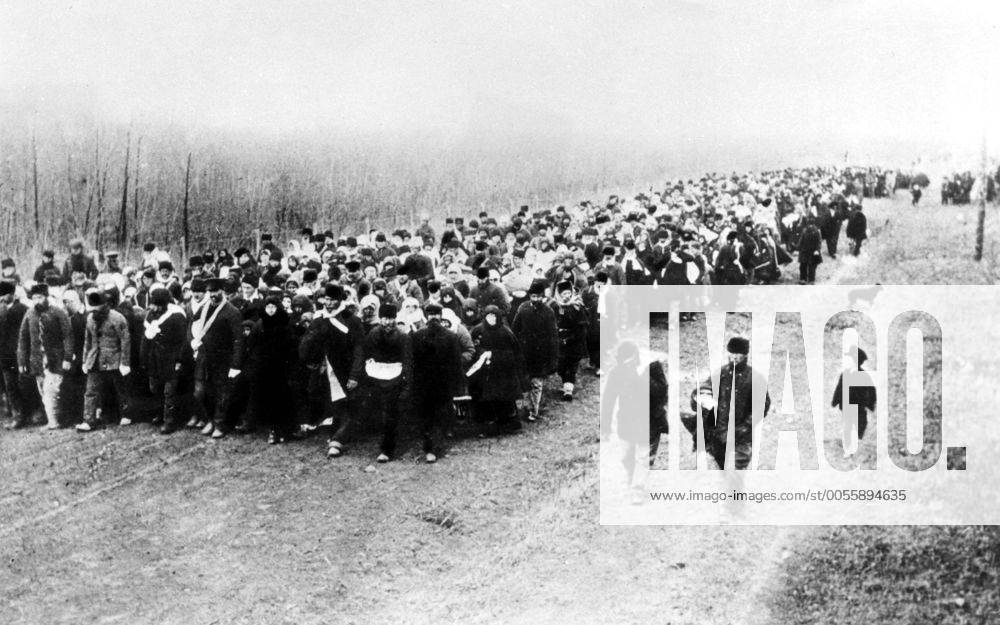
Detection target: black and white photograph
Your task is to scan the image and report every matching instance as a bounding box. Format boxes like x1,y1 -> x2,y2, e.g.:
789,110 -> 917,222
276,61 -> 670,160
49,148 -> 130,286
1,1 -> 999,623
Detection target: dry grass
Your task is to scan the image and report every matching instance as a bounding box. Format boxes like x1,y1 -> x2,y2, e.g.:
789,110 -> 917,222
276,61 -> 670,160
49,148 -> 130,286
770,196 -> 1000,625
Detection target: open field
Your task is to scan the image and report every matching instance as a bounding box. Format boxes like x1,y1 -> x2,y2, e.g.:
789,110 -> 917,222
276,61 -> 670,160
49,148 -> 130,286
2,193 -> 999,624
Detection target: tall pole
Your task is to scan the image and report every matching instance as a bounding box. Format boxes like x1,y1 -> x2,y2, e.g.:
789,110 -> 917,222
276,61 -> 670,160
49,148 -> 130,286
975,133 -> 987,261
182,152 -> 192,262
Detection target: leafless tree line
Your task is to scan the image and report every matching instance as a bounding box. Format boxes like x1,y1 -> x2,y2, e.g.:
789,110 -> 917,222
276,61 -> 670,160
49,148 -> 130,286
0,122 -> 673,265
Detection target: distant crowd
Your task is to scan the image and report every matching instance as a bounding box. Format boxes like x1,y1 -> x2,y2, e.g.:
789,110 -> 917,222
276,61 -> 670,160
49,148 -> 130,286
0,165 -> 880,463
941,170 -> 999,205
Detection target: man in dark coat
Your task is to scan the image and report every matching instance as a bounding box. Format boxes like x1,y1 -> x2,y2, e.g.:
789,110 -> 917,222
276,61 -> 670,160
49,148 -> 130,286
621,240 -> 652,285
141,288 -> 188,434
551,280 -> 588,401
59,289 -> 87,426
832,347 -> 876,452
594,246 -> 625,285
845,204 -> 868,257
399,246 -> 435,291
581,272 -> 606,373
713,231 -> 746,285
230,276 -> 264,321
410,303 -> 464,463
349,303 -> 413,462
18,284 -> 73,428
469,266 -> 510,317
797,218 -> 823,284
33,250 -> 59,285
511,279 -> 558,421
190,277 -> 244,438
687,337 -> 770,470
107,283 -> 149,418
300,283 -> 365,457
61,238 -> 99,283
820,195 -> 848,258
0,280 -> 28,427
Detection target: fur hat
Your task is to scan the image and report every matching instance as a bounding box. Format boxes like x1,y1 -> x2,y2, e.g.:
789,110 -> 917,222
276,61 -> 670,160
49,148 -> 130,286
324,283 -> 345,301
0,280 -> 15,296
86,288 -> 105,307
190,278 -> 207,293
205,277 -> 226,292
528,278 -> 549,296
150,288 -> 171,307
378,303 -> 397,319
1,258 -> 14,269
29,283 -> 49,298
424,303 -> 443,316
727,337 -> 750,355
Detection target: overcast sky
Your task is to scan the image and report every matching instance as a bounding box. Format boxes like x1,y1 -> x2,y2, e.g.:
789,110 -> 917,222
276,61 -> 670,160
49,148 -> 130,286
3,0 -> 999,162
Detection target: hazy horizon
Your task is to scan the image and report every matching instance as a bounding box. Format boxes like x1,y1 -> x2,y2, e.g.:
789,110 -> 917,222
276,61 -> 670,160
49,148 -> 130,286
3,0 -> 999,171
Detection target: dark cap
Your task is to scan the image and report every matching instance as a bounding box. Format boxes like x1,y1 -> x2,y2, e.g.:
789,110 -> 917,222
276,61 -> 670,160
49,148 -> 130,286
727,337 -> 750,355
150,288 -> 171,307
528,278 -> 549,296
205,278 -> 226,292
378,303 -> 397,319
324,283 -> 345,301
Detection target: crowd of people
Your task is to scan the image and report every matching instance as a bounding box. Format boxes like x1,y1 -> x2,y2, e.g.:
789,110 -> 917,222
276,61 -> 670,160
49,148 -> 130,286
941,170 -> 999,205
0,165 -> 881,464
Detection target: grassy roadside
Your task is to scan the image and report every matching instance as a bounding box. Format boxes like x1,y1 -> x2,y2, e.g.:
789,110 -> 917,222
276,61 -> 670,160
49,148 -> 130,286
768,196 -> 1000,624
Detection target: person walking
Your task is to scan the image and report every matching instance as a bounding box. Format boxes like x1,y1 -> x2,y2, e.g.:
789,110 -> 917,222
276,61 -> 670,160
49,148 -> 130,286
141,288 -> 188,434
300,284 -> 365,458
17,284 -> 73,429
76,289 -> 131,432
190,277 -> 244,439
410,303 -> 464,463
688,337 -> 770,470
845,204 -> 868,257
256,296 -> 297,444
348,303 -> 412,463
0,281 -> 28,428
550,280 -> 588,401
469,304 -> 525,435
511,279 -> 558,421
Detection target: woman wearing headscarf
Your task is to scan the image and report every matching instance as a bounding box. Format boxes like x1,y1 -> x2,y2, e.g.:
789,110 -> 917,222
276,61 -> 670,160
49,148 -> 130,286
256,296 -> 296,444
439,285 -> 464,319
358,294 -> 381,334
460,297 -> 481,328
398,297 -> 426,333
469,304 -> 525,435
